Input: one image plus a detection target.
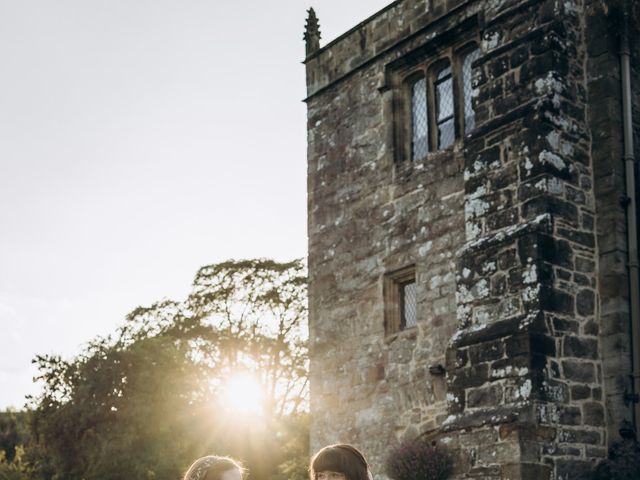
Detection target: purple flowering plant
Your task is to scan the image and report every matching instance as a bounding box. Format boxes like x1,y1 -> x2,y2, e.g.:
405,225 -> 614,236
384,438 -> 452,480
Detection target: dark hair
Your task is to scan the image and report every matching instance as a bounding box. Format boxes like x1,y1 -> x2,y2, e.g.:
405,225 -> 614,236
183,455 -> 244,480
309,444 -> 371,480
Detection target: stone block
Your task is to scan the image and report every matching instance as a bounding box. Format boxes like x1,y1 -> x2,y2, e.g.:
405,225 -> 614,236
447,347 -> 469,370
518,234 -> 555,265
469,339 -> 506,364
563,335 -> 598,359
510,44 -> 529,69
585,446 -> 608,460
468,384 -> 504,408
519,462 -> 553,480
476,78 -> 504,104
557,227 -> 596,248
539,286 -> 575,315
478,438 -> 520,465
557,428 -> 602,444
451,316 -> 527,348
574,273 -> 593,287
542,444 -> 582,456
555,459 -> 595,480
575,256 -> 595,273
498,248 -> 517,270
451,364 -> 490,389
522,197 -> 579,226
571,385 -> 590,401
487,207 -> 519,231
553,240 -> 574,269
562,361 -> 596,383
552,316 -> 580,333
520,50 -> 570,83
558,406 -> 582,425
505,333 -> 531,357
583,402 -> 605,426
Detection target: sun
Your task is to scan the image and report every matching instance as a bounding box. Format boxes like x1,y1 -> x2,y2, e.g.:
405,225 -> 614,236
222,373 -> 265,415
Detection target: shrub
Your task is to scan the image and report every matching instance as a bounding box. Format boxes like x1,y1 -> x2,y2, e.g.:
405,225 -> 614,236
384,438 -> 452,480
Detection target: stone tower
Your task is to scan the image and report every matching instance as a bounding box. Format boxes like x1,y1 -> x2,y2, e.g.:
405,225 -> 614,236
305,1 -> 640,479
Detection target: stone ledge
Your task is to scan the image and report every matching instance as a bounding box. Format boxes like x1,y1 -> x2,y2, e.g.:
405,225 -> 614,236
441,401 -> 531,431
450,310 -> 545,348
458,213 -> 552,256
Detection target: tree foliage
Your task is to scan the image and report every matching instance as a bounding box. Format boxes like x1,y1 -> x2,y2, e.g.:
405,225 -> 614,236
0,411 -> 29,463
0,411 -> 33,480
27,259 -> 308,480
0,446 -> 32,480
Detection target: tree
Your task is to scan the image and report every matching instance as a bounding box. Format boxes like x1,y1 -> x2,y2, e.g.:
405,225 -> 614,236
29,259 -> 308,480
0,411 -> 29,463
186,259 -> 308,416
0,411 -> 32,480
0,446 -> 31,480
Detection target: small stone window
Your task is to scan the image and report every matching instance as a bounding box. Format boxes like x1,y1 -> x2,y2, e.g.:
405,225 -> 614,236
384,266 -> 418,335
399,42 -> 481,162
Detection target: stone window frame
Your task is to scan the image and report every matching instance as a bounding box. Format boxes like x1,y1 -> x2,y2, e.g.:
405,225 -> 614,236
380,12 -> 482,165
396,40 -> 481,163
383,265 -> 417,336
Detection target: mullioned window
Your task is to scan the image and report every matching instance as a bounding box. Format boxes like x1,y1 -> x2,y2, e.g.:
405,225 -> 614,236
403,44 -> 481,161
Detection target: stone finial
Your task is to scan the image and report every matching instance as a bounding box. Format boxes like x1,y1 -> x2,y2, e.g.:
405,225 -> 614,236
304,7 -> 321,57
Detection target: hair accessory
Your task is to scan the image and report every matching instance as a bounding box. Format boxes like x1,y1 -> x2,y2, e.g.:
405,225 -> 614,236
189,457 -> 220,480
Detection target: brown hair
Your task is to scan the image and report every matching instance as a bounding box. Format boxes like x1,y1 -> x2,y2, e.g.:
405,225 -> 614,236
183,455 -> 244,480
309,444 -> 371,480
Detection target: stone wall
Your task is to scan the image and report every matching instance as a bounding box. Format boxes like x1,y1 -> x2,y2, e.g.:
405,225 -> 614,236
305,1 -> 637,478
584,0 -> 634,445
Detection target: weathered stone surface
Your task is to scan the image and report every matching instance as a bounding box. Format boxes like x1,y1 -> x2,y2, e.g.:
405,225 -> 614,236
562,361 -> 596,383
571,385 -> 590,401
577,289 -> 595,317
555,459 -> 594,480
563,336 -> 598,359
306,0 -> 633,478
558,406 -> 582,426
557,428 -> 602,445
583,402 -> 605,427
467,384 -> 503,408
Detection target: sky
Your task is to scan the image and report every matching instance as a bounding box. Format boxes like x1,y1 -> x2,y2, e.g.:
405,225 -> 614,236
0,0 -> 393,409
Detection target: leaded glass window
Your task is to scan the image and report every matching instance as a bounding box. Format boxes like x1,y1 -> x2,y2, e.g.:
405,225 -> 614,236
435,62 -> 455,149
384,266 -> 417,335
401,281 -> 417,329
394,40 -> 481,163
410,76 -> 429,160
462,47 -> 481,134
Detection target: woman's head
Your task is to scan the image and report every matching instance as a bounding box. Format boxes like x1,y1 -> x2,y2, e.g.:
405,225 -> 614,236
183,455 -> 243,480
309,444 -> 371,480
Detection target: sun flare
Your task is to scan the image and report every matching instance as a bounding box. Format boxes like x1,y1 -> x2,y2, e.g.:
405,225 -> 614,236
222,373 -> 264,415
